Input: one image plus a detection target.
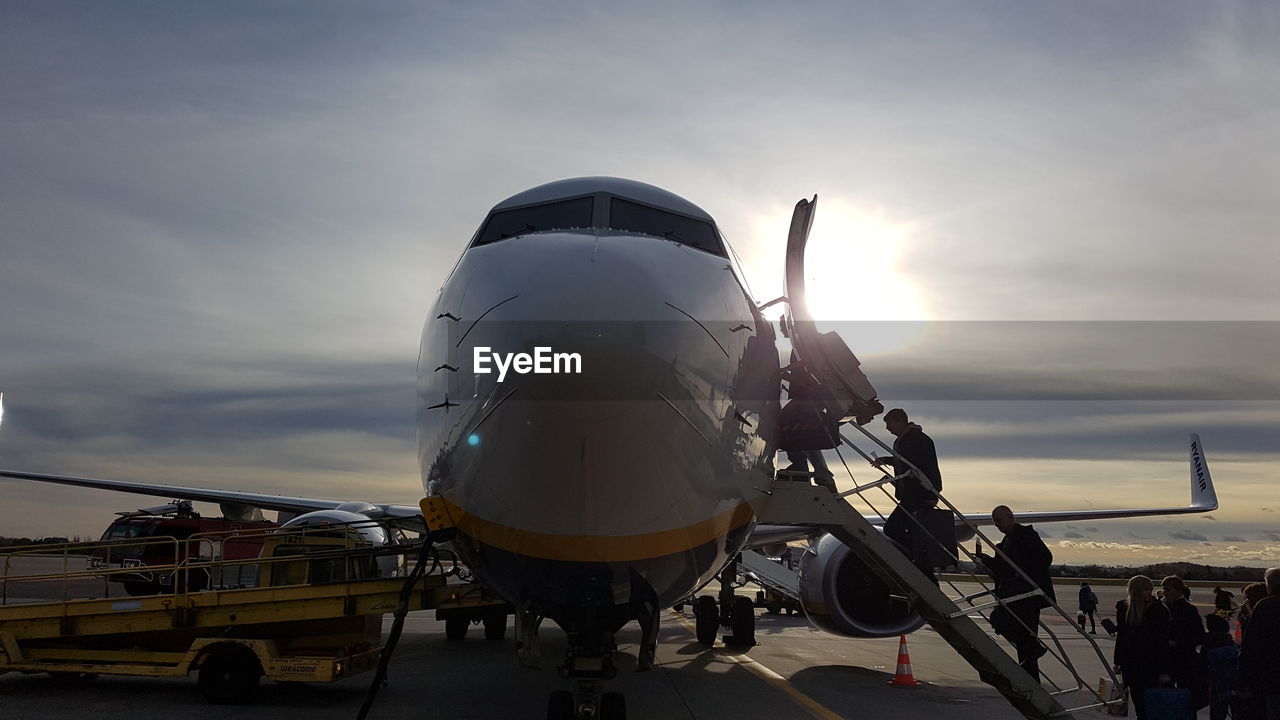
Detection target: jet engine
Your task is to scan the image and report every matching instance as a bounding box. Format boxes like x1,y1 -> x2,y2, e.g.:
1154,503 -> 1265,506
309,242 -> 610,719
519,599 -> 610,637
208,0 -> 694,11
280,507 -> 407,579
797,534 -> 925,638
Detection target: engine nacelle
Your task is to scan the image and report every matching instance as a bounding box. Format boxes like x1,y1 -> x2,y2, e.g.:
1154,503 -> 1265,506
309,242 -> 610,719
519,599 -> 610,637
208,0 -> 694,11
798,534 -> 925,638
281,509 -> 406,578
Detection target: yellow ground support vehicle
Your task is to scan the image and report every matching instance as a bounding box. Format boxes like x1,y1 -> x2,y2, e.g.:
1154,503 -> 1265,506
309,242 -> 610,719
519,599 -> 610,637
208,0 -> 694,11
0,523 -> 509,703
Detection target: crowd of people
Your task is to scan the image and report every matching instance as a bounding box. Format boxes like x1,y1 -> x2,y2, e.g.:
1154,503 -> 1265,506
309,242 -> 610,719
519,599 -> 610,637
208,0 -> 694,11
1109,567 -> 1280,720
774,381 -> 1277,719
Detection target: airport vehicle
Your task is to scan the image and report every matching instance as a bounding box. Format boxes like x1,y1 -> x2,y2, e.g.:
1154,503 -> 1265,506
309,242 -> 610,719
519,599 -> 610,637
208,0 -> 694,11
0,523 -> 508,704
88,501 -> 278,595
0,177 -> 1221,719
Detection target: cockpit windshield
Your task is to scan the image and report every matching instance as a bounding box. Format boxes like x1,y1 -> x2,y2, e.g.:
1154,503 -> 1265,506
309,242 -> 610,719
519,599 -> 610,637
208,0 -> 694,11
474,197 -> 594,246
471,192 -> 725,257
608,198 -> 723,255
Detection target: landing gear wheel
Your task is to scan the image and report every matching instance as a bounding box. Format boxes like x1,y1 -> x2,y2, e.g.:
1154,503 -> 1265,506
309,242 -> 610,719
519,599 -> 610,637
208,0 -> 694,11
198,646 -> 262,704
731,596 -> 756,646
600,691 -> 627,720
694,595 -> 719,646
546,689 -> 574,720
445,615 -> 469,640
672,600 -> 685,613
483,613 -> 507,641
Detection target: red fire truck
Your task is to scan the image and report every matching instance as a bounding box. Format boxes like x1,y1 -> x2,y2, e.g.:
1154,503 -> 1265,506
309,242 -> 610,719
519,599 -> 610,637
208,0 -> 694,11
88,501 -> 278,595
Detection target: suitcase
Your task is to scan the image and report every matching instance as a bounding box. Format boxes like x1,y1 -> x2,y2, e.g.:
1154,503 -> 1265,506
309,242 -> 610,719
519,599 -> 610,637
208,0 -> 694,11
910,508 -> 957,568
1143,687 -> 1192,720
1100,618 -> 1117,636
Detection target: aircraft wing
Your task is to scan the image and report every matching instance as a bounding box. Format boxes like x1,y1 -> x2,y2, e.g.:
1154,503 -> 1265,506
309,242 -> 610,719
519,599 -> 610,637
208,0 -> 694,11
748,433 -> 1219,547
0,468 -> 426,530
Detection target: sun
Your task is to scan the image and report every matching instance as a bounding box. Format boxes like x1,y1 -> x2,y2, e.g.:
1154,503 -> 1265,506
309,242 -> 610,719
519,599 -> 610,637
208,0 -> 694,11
798,202 -> 930,355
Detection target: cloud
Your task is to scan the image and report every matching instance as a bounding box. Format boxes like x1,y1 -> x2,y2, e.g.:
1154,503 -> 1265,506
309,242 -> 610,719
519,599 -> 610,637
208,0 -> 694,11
1222,536 -> 1247,542
1170,530 -> 1209,541
3,2 -> 1280,552
1262,532 -> 1280,542
1264,508 -> 1275,513
1216,545 -> 1280,563
1064,531 -> 1085,539
1058,540 -> 1174,553
1086,527 -> 1098,533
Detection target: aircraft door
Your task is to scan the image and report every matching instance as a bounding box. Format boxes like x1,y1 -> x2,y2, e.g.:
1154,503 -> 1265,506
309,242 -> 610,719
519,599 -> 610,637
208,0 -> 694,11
781,196 -> 883,426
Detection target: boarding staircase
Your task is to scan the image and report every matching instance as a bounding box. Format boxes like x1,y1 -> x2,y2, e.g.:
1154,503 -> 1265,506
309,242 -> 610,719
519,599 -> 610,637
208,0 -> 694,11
753,425 -> 1122,720
738,548 -> 800,600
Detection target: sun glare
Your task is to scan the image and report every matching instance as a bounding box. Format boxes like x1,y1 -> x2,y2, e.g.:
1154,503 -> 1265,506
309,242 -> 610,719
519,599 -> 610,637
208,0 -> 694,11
800,202 -> 930,355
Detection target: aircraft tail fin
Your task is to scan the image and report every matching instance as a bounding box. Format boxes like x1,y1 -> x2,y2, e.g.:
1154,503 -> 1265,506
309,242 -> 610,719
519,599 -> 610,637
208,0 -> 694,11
1189,433 -> 1218,510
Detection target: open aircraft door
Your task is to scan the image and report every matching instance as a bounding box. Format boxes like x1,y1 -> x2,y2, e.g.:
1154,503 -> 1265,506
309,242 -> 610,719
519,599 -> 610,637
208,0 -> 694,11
781,196 -> 883,426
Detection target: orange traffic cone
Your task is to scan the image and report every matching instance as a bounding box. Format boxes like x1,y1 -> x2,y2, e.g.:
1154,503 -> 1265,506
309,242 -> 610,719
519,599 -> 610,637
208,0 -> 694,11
888,634 -> 919,687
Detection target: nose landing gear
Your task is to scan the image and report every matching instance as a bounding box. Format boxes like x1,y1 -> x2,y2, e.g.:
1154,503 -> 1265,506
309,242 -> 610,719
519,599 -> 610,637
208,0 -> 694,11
546,631 -> 627,720
546,683 -> 627,720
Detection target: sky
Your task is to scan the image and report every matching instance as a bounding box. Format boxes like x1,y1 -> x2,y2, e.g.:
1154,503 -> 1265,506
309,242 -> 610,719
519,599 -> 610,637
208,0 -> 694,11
1,1 -> 1278,566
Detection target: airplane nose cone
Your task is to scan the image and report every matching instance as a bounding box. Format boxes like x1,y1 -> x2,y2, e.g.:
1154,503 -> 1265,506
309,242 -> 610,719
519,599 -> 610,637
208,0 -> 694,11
449,231 -> 743,404
421,230 -> 769,536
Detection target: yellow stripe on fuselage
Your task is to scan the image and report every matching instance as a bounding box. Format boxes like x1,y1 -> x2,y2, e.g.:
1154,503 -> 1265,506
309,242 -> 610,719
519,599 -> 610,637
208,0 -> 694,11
435,495 -> 755,563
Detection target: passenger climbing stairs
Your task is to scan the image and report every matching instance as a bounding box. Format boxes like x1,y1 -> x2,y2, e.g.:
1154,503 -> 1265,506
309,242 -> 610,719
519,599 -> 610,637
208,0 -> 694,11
753,424 -> 1123,720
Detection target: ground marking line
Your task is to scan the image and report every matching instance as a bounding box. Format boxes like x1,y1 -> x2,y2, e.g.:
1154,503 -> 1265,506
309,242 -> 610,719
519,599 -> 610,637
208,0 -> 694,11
667,610 -> 846,720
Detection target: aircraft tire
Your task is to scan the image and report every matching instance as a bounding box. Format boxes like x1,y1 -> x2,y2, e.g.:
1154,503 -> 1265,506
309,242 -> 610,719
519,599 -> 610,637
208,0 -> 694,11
483,612 -> 507,641
546,690 -> 574,720
694,595 -> 718,646
732,596 -> 756,646
600,691 -> 626,720
445,615 -> 469,641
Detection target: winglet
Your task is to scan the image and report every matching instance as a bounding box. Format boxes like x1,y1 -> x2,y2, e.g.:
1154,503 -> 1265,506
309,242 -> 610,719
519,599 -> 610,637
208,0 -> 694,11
1189,433 -> 1218,510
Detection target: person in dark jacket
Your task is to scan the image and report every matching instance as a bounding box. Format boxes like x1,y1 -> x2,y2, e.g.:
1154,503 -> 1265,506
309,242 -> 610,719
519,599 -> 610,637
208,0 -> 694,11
1203,612 -> 1239,720
1078,581 -> 1099,633
975,506 -> 1055,681
1114,575 -> 1172,720
777,355 -> 837,491
1161,576 -> 1208,710
877,408 -> 943,555
1239,567 -> 1280,720
1213,586 -> 1235,614
1240,581 -> 1267,636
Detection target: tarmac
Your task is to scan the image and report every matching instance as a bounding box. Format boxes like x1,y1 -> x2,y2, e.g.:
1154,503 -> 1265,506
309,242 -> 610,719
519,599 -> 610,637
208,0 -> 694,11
0,573 -> 1229,720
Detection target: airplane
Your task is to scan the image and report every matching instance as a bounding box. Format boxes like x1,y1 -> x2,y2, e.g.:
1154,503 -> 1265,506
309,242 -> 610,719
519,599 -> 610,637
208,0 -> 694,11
1,177 -> 1219,719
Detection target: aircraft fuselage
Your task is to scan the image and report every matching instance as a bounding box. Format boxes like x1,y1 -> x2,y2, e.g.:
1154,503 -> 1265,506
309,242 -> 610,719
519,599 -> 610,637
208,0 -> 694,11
416,178 -> 780,627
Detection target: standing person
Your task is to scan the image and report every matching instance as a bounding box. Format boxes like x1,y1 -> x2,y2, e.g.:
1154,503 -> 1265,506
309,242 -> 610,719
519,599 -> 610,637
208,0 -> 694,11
1239,567 -> 1280,720
877,408 -> 943,553
1078,581 -> 1099,634
1203,612 -> 1239,720
975,506 -> 1055,681
1240,582 -> 1267,636
1213,586 -> 1235,615
1114,575 -> 1172,720
1162,576 -> 1208,710
777,355 -> 837,491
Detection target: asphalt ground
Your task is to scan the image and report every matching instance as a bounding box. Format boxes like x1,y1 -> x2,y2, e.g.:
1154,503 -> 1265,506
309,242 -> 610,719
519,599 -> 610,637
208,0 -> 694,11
1,558 -> 1230,720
